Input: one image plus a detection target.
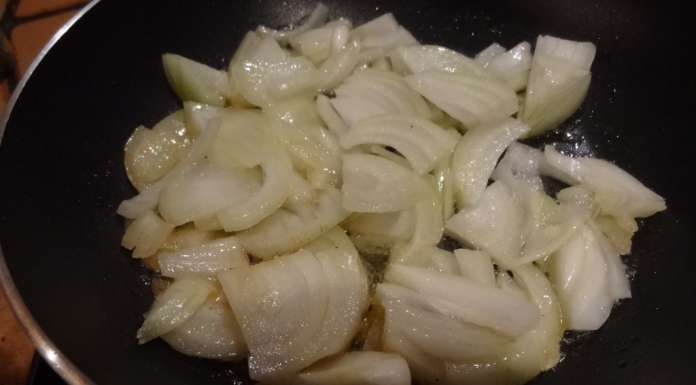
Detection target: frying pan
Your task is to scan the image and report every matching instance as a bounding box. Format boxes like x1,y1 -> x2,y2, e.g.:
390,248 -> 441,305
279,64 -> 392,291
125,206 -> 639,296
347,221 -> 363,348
1,0 -> 694,384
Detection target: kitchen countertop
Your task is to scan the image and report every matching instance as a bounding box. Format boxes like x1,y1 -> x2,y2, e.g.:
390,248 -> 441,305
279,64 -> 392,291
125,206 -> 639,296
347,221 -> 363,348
1,1 -> 88,384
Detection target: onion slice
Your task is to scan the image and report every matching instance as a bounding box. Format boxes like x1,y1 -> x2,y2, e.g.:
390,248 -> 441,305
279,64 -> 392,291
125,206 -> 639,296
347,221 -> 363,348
157,236 -> 249,278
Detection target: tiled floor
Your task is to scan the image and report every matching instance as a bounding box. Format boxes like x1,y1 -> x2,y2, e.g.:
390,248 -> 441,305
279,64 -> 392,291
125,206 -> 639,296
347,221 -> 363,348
1,2 -> 89,384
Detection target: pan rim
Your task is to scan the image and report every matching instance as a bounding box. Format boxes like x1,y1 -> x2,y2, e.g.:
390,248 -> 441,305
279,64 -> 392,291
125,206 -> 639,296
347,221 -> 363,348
0,1 -> 103,384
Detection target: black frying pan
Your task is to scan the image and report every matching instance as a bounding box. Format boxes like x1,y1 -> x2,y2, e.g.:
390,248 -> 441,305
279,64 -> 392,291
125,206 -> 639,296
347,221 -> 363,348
1,0 -> 695,384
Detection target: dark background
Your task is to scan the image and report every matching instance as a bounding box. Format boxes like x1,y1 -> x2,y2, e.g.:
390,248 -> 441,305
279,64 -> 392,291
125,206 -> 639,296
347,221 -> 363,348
1,0 -> 694,384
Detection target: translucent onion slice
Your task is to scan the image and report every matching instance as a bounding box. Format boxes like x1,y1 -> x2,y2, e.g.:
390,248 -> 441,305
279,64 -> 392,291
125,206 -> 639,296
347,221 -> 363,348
296,352 -> 411,385
219,230 -> 368,381
406,70 -> 518,129
350,13 -> 417,50
454,249 -> 496,288
229,36 -> 318,107
391,185 -> 443,266
452,118 -> 530,206
137,276 -> 216,344
433,150 -> 457,220
594,215 -> 637,255
385,264 -> 539,338
544,146 -> 666,218
317,40 -> 363,90
493,141 -> 576,185
227,31 -> 262,106
157,236 -> 249,278
124,111 -> 190,192
341,153 -> 428,213
236,188 -> 349,259
122,210 -> 174,259
158,162 -> 261,226
117,120 -> 220,219
316,94 -> 348,136
183,102 -> 223,138
393,45 -> 493,78
289,19 -> 353,64
331,69 -> 431,126
263,98 -> 341,188
474,43 -> 506,67
445,181 -> 524,269
160,224 -> 218,252
340,114 -> 457,174
344,210 -> 415,243
162,54 -> 228,106
428,248 -> 459,275
522,35 -> 596,136
548,224 -> 614,331
162,297 -> 247,361
485,42 -> 533,92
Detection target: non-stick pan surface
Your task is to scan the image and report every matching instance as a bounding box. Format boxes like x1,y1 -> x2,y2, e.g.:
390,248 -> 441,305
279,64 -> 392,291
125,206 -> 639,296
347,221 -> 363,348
1,0 -> 694,384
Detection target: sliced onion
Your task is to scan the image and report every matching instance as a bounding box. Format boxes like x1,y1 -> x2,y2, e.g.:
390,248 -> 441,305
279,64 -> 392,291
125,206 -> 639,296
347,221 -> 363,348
544,145 -> 666,218
445,181 -> 524,268
183,102 -> 223,138
219,231 -> 367,380
317,40 -> 362,90
122,210 -> 174,259
117,120 -> 221,219
124,111 -> 190,191
391,186 -> 443,266
340,114 -> 457,174
137,276 -> 215,344
227,31 -> 262,106
158,236 -> 249,278
433,150 -> 457,220
158,162 -> 261,226
493,141 -> 576,185
162,54 -> 228,106
331,69 -> 431,126
454,249 -> 496,288
297,351 -> 411,385
548,224 -> 613,331
229,36 -> 318,107
522,36 -> 596,136
428,248 -> 459,275
345,210 -> 415,242
341,153 -> 428,213
452,118 -> 530,206
594,214 -> 637,255
385,264 -> 539,338
236,188 -> 349,259
162,297 -> 247,361
393,45 -> 492,79
316,94 -> 348,136
262,98 -> 341,188
289,19 -> 353,64
160,225 -> 218,252
485,42 -> 532,92
406,70 -> 518,129
474,43 -> 506,67
351,13 -> 417,51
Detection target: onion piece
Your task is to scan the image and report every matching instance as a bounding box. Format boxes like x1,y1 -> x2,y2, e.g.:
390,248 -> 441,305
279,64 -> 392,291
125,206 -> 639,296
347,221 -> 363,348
124,111 -> 190,192
317,40 -> 363,90
158,162 -> 261,226
296,352 -> 411,385
594,214 -> 637,255
182,102 -> 223,138
393,45 -> 493,78
493,141 -> 576,185
341,153 -> 429,213
451,118 -> 530,206
122,210 -> 174,259
454,249 -> 496,288
236,188 -> 349,259
433,148 -> 457,220
385,264 -> 539,338
428,248 -> 459,275
445,181 -> 524,269
229,36 -> 318,107
219,231 -> 368,381
548,224 -> 614,330
340,114 -> 457,174
485,42 -> 533,92
350,13 -> 417,51
391,185 -> 443,266
316,94 -> 348,136
158,236 -> 249,278
474,42 -> 506,67
406,70 -> 518,129
544,146 -> 666,218
344,210 -> 415,243
331,69 -> 432,126
160,225 -> 218,252
522,36 -> 596,136
137,276 -> 216,344
117,120 -> 221,219
289,19 -> 353,64
162,54 -> 229,106
162,297 -> 247,361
